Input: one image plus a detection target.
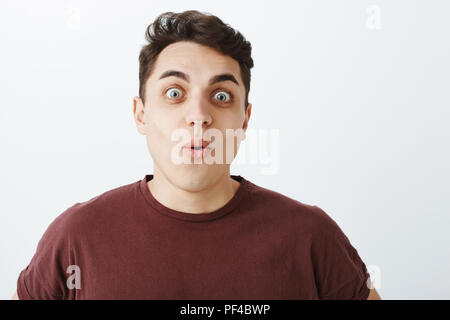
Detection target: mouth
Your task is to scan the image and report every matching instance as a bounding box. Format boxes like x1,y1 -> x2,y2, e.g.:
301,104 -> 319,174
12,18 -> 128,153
183,139 -> 211,150
182,140 -> 212,160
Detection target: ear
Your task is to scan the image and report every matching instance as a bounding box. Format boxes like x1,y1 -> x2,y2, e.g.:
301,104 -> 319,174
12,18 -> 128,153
133,96 -> 147,135
242,103 -> 252,139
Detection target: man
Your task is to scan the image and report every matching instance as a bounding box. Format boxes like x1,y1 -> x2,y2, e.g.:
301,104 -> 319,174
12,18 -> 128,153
13,10 -> 381,300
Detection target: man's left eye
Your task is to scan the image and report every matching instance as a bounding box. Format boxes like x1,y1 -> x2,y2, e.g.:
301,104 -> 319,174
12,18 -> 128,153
214,91 -> 232,103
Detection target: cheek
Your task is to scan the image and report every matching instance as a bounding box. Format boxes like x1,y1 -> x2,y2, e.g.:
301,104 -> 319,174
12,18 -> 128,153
145,111 -> 179,155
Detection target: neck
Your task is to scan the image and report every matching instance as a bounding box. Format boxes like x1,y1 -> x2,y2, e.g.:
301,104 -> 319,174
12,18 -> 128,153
147,168 -> 241,214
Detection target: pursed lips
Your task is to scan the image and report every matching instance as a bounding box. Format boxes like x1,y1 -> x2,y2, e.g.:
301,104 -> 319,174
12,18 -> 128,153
183,139 -> 211,150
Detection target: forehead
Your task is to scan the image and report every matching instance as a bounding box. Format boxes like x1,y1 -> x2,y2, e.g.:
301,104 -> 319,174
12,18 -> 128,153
150,41 -> 243,86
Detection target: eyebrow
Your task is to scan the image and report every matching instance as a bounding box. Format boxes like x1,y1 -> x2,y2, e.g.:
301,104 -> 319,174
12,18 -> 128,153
158,70 -> 240,87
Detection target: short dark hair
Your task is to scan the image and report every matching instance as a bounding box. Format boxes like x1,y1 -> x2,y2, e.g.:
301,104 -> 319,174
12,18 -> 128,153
138,10 -> 254,110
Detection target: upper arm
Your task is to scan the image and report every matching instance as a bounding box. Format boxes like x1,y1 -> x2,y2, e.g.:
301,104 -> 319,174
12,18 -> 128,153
16,206 -> 79,300
367,288 -> 382,300
11,290 -> 19,300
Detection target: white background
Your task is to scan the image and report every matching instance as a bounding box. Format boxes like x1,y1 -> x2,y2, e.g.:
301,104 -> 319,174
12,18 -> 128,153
1,0 -> 449,299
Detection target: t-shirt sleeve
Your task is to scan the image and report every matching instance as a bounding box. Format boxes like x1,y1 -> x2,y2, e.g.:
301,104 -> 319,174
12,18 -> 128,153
17,209 -> 76,300
310,209 -> 371,300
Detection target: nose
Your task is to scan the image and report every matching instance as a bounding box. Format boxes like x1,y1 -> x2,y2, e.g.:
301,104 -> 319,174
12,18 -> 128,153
184,96 -> 213,129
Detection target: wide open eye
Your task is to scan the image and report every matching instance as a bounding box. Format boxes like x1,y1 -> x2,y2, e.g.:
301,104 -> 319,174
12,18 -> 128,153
214,91 -> 232,103
166,88 -> 183,99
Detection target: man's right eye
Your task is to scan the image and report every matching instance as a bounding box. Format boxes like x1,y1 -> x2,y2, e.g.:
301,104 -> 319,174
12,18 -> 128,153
166,88 -> 183,99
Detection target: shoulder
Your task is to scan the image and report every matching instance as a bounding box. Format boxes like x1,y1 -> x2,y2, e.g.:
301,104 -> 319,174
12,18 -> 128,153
46,179 -> 140,236
245,180 -> 345,237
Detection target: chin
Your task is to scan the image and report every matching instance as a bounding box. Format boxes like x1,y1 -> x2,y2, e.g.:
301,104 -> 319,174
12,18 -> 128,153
171,166 -> 220,191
